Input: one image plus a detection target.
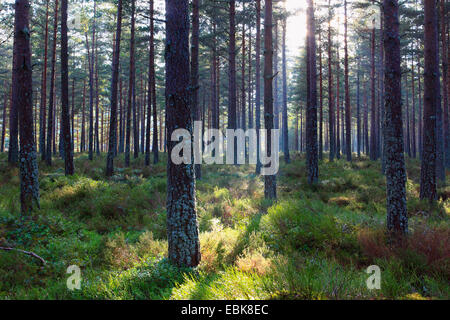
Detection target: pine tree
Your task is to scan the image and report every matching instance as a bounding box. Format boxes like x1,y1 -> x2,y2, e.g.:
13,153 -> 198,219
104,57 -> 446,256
106,0 -> 122,177
14,0 -> 40,214
165,0 -> 200,267
384,0 -> 408,235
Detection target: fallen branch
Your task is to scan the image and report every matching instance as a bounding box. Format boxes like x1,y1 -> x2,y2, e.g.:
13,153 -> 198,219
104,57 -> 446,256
0,246 -> 47,265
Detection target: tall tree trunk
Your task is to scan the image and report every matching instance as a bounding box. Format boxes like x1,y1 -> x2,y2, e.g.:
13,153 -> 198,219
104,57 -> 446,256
364,79 -> 369,155
191,0 -> 201,178
125,0 -> 136,167
255,0 -> 262,174
344,0 -> 351,162
282,16 -> 290,164
46,0 -> 59,166
60,0 -> 74,175
411,54 -> 417,158
14,0 -> 40,214
228,0 -> 237,164
166,0 -> 200,267
370,19 -> 377,161
241,7 -> 247,159
1,91 -> 7,152
328,0 -> 335,161
264,0 -> 277,199
106,0 -> 122,177
319,32 -> 323,160
417,45 -> 423,159
81,79 -> 86,152
39,0 -> 49,161
406,84 -> 411,157
441,0 -> 449,168
357,58 -> 361,158
420,0 -> 439,200
119,76 -> 124,154
383,0 -> 408,235
86,1 -> 96,161
336,37 -> 341,159
306,0 -> 318,184
95,37 -> 100,155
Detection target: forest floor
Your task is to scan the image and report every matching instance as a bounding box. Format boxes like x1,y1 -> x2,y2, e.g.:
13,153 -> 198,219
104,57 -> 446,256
0,152 -> 448,299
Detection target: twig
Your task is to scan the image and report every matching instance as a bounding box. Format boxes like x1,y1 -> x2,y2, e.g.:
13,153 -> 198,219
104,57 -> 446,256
0,246 -> 47,265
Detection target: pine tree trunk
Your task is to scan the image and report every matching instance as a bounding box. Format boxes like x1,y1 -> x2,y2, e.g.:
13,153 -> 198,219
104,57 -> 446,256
357,59 -> 361,158
336,39 -> 341,159
60,0 -> 74,175
411,55 -> 417,158
106,0 -> 122,177
255,0 -> 262,174
319,32 -> 323,160
282,17 -> 290,164
370,20 -> 377,161
306,0 -> 318,184
39,0 -> 49,161
264,0 -> 276,199
125,0 -> 136,167
228,0 -> 237,165
46,0 -> 59,166
191,0 -> 201,178
420,0 -> 439,200
166,0 -> 200,267
384,0 -> 408,235
344,0 -> 351,162
14,0 -> 40,214
328,0 -> 335,161
441,0 -> 449,168
81,79 -> 86,152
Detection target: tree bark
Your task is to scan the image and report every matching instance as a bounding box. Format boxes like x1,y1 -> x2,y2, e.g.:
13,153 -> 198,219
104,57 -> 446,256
327,0 -> 335,161
165,0 -> 200,267
306,0 -> 318,184
60,0 -> 74,175
191,0 -> 201,178
255,0 -> 262,174
14,0 -> 40,214
106,0 -> 122,177
420,0 -> 439,201
370,19 -> 377,161
344,0 -> 351,162
281,16 -> 290,164
264,0 -> 277,199
45,0 -> 59,166
39,0 -> 49,161
383,0 -> 408,235
228,0 -> 237,164
125,0 -> 136,167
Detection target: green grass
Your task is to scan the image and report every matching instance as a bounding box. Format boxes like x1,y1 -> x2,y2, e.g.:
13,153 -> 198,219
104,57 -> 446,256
0,152 -> 448,300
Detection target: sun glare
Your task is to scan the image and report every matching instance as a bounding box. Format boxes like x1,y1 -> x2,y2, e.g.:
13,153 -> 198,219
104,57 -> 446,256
285,0 -> 307,55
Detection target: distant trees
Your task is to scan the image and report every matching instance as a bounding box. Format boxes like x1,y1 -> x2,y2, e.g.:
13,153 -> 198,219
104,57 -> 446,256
383,0 -> 408,235
13,0 -> 40,214
165,0 -> 200,267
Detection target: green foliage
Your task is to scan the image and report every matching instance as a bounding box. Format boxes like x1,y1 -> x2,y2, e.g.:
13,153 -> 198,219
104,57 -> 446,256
0,153 -> 448,300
